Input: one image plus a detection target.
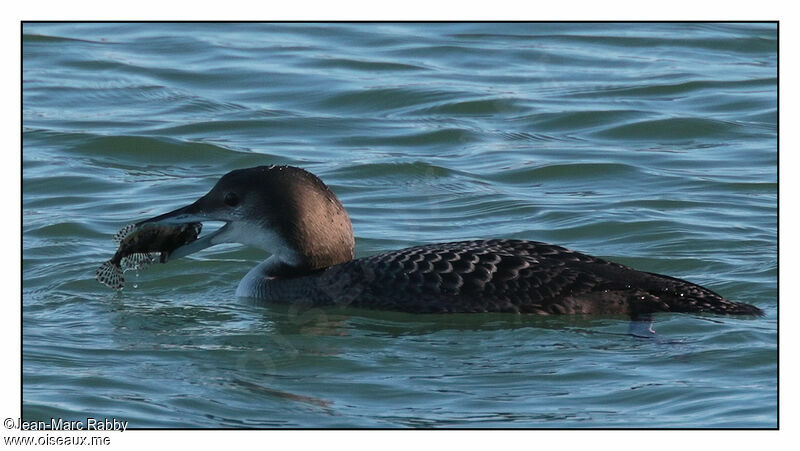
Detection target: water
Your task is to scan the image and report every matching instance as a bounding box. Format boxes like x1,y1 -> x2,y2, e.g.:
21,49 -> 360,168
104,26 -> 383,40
22,22 -> 777,428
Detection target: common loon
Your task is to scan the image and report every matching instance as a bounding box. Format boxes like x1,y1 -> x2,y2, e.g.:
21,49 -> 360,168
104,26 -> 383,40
136,165 -> 763,317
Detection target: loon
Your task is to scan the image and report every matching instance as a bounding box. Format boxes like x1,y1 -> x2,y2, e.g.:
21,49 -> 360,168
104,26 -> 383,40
136,165 -> 763,317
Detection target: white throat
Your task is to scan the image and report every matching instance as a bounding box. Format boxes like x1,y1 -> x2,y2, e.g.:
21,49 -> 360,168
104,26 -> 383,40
219,221 -> 304,266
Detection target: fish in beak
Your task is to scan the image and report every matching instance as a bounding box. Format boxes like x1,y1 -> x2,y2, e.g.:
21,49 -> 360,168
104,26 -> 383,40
134,195 -> 235,261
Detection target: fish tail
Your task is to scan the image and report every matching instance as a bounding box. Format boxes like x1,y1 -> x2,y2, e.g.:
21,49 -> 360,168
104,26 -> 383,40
96,260 -> 124,290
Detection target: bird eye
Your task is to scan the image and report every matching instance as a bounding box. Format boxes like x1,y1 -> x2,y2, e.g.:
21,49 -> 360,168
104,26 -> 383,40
224,192 -> 239,207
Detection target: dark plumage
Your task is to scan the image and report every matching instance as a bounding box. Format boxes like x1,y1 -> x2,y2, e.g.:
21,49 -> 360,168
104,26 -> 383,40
250,239 -> 763,316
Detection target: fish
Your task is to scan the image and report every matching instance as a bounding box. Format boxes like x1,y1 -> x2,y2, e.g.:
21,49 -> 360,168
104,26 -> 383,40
96,222 -> 202,290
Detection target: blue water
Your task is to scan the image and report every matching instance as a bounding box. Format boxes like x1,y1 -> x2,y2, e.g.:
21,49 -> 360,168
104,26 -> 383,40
22,22 -> 777,428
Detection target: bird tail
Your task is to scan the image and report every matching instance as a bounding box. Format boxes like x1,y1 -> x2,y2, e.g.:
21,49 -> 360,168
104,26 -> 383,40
643,272 -> 764,316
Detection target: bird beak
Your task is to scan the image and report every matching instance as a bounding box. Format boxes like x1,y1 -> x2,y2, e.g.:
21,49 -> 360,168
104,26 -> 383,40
136,198 -> 230,260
